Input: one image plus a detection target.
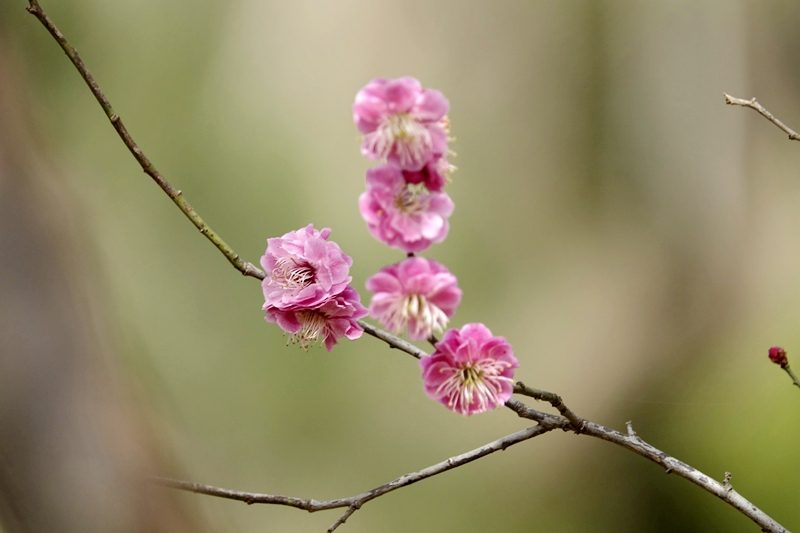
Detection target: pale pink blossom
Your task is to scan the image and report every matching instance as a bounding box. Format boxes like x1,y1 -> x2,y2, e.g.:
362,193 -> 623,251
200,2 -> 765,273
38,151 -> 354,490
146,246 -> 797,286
359,164 -> 454,253
261,224 -> 352,310
265,286 -> 368,352
353,77 -> 449,171
366,257 -> 462,341
419,324 -> 518,416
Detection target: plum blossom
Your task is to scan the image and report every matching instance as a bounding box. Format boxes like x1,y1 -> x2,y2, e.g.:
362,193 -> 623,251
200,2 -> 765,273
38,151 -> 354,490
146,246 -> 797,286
366,257 -> 462,341
353,77 -> 449,171
359,164 -> 454,253
419,324 -> 518,416
261,224 -> 353,310
265,286 -> 368,352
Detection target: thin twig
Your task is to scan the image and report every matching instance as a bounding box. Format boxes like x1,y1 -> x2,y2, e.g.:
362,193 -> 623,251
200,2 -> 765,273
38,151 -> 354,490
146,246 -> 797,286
507,401 -> 789,533
25,0 -> 264,279
357,320 -> 427,359
148,477 -> 317,509
151,424 -> 552,512
782,364 -> 800,390
723,93 -> 800,141
513,381 -> 585,431
327,505 -> 359,533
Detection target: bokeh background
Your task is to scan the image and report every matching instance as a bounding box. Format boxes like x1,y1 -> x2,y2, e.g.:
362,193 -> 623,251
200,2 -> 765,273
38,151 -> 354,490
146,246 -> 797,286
1,1 -> 799,531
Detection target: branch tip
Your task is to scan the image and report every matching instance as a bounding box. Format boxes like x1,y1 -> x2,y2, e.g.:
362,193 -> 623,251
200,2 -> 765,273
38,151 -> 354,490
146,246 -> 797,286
724,92 -> 800,142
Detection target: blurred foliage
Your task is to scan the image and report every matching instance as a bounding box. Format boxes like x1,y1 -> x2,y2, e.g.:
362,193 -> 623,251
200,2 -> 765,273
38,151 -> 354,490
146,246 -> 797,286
2,0 -> 800,531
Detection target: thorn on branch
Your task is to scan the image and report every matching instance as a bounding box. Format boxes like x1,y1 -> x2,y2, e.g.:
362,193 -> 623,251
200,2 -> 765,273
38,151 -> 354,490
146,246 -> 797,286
723,472 -> 733,494
626,421 -> 637,437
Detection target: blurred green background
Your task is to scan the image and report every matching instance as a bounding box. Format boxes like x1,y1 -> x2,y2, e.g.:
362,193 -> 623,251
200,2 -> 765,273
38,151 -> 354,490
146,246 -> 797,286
1,0 -> 799,531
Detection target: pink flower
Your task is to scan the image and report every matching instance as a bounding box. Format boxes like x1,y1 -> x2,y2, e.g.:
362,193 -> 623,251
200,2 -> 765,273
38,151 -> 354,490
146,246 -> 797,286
419,324 -> 518,416
261,224 -> 353,310
366,257 -> 462,341
401,153 -> 453,192
353,77 -> 449,171
359,164 -> 454,253
265,286 -> 368,352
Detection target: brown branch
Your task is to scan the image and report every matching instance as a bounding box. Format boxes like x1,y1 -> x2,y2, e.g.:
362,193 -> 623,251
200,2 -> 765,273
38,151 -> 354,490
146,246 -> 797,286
158,396 -> 791,533
151,424 -> 552,513
25,0 -> 264,280
513,381 -> 586,431
357,320 -> 428,359
506,400 -> 789,533
724,93 -> 800,141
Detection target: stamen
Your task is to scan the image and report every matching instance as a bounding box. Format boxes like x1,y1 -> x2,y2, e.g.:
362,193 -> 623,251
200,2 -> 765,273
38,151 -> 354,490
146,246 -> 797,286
434,359 -> 513,415
395,183 -> 429,214
270,257 -> 315,290
380,293 -> 449,338
288,310 -> 329,351
365,113 -> 433,168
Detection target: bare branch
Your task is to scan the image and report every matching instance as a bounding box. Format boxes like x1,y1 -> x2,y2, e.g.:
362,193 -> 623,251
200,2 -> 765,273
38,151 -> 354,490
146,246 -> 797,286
151,424 -> 552,512
357,320 -> 428,359
148,477 -> 318,509
513,381 -> 585,431
507,400 -> 789,533
159,396 -> 791,532
724,93 -> 800,141
25,0 -> 264,280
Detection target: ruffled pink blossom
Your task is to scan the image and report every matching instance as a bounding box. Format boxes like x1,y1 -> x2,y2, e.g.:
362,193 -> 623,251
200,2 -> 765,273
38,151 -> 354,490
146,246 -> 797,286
261,224 -> 353,310
359,164 -> 454,253
419,324 -> 518,416
366,257 -> 462,341
353,77 -> 449,171
401,153 -> 453,192
265,286 -> 368,352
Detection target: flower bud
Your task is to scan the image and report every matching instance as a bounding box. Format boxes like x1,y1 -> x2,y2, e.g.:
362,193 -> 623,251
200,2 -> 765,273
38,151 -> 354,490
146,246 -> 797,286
768,346 -> 788,367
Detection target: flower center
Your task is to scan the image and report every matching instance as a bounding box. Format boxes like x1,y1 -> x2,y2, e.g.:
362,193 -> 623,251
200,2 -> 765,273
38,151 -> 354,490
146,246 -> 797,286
395,183 -> 429,214
382,293 -> 449,339
367,113 -> 432,168
435,358 -> 514,415
460,365 -> 482,384
287,310 -> 329,350
270,257 -> 315,290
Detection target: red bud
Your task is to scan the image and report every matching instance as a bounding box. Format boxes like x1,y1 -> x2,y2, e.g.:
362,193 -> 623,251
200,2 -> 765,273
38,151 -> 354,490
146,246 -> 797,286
768,346 -> 788,367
